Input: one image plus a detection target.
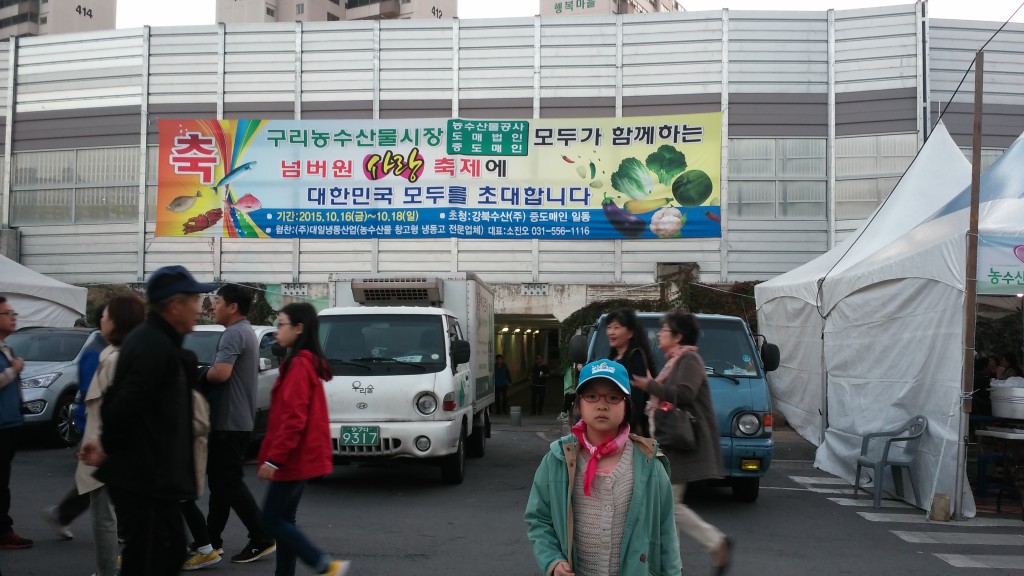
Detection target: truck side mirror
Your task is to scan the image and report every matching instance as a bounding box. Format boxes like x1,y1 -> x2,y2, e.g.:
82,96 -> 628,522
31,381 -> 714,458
451,339 -> 471,365
760,342 -> 780,372
569,334 -> 588,365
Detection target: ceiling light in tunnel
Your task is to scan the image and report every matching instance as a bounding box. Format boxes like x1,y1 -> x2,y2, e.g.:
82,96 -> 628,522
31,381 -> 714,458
514,328 -> 522,334
501,327 -> 509,332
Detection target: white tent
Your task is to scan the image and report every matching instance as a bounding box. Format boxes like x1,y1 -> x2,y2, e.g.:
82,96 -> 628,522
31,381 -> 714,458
0,255 -> 87,328
754,123 -> 993,513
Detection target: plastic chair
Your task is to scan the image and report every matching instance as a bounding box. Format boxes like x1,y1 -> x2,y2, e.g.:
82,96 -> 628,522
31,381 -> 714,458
853,415 -> 929,508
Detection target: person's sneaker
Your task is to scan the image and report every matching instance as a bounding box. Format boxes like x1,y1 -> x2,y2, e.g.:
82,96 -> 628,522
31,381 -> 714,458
0,530 -> 33,549
320,559 -> 352,576
556,412 -> 569,422
41,505 -> 74,540
183,549 -> 222,570
230,539 -> 276,563
189,541 -> 224,556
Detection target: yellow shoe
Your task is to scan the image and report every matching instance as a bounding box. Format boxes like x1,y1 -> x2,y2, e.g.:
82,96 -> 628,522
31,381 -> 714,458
183,549 -> 223,570
320,559 -> 351,576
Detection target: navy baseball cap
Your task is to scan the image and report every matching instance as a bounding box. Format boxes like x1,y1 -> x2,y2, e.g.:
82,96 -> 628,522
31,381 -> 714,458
576,359 -> 631,397
146,265 -> 216,303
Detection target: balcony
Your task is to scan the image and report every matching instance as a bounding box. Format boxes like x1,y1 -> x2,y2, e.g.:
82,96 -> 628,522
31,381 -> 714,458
345,0 -> 399,20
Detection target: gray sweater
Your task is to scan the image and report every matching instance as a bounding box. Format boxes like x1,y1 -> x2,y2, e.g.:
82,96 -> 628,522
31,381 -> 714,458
572,444 -> 634,576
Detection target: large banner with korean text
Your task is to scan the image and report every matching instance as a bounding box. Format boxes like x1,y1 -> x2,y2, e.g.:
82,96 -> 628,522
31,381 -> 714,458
156,114 -> 723,239
978,235 -> 1024,295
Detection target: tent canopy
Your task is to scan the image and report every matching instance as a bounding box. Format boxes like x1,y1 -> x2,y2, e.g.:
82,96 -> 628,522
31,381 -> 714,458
0,255 -> 87,328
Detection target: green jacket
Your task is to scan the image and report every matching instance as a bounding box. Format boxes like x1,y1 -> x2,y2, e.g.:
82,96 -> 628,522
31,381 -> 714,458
524,434 -> 681,576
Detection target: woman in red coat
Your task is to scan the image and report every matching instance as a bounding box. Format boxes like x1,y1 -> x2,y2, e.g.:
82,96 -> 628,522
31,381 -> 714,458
257,302 -> 348,576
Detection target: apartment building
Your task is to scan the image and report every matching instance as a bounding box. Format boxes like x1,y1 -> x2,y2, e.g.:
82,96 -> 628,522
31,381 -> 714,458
216,0 -> 458,22
539,0 -> 683,16
0,0 -> 115,39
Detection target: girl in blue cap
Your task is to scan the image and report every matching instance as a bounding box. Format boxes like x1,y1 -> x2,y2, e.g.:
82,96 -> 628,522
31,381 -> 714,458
525,359 -> 680,576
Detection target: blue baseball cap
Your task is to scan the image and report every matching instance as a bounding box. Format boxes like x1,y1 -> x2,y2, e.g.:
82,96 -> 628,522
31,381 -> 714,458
146,265 -> 216,303
576,359 -> 631,397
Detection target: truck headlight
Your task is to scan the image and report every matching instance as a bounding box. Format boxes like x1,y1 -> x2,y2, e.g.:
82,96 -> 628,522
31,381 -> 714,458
21,373 -> 60,389
736,413 -> 761,436
416,393 -> 438,415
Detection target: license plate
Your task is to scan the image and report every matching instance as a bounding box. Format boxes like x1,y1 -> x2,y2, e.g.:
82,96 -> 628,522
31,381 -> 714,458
341,426 -> 380,446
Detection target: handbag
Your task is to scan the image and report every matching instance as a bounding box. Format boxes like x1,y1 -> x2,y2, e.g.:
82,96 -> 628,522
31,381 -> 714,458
654,401 -> 698,451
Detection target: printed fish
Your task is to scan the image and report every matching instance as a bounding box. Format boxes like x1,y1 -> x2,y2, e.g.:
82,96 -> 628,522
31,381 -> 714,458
228,193 -> 262,213
166,190 -> 202,213
212,161 -> 257,196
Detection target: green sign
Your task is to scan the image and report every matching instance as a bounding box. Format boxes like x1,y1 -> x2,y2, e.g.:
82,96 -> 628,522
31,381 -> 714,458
446,119 -> 530,156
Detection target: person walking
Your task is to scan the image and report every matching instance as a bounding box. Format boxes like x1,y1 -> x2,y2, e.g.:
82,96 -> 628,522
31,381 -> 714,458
74,296 -> 145,576
632,310 -> 733,576
257,303 -> 349,576
0,295 -> 32,549
195,284 -> 275,566
530,354 -> 550,416
81,265 -> 214,576
525,359 -> 680,576
494,354 -> 511,415
605,308 -> 657,436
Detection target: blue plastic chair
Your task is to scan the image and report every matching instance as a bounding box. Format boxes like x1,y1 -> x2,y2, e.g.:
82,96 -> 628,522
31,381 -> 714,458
853,415 -> 929,508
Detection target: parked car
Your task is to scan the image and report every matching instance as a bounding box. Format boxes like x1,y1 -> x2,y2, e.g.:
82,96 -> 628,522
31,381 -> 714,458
183,324 -> 280,443
7,327 -> 107,447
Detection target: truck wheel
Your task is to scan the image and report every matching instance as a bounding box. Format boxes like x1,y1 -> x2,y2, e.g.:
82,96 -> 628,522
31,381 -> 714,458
732,477 -> 760,502
441,429 -> 466,485
467,412 -> 488,458
52,392 -> 82,448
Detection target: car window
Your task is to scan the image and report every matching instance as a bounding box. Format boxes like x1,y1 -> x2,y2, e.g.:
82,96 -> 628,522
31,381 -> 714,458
6,332 -> 91,362
259,332 -> 280,369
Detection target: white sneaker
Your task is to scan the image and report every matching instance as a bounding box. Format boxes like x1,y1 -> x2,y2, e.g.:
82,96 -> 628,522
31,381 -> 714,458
556,412 -> 568,422
41,505 -> 73,540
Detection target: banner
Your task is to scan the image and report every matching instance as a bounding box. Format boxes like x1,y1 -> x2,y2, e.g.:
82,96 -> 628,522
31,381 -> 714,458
979,235 -> 1024,295
156,113 -> 723,240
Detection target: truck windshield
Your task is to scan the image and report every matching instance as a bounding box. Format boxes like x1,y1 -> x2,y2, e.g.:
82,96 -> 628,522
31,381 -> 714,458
319,314 -> 447,376
592,316 -> 761,378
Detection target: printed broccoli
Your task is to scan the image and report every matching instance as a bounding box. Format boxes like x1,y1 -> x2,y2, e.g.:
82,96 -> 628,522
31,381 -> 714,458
645,145 -> 687,186
610,157 -> 655,200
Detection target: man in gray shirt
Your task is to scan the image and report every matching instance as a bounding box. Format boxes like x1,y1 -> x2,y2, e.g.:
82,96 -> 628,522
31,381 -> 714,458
203,284 -> 275,564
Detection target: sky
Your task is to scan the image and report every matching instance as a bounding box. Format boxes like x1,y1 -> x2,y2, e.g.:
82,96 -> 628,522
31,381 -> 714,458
116,0 -> 1024,28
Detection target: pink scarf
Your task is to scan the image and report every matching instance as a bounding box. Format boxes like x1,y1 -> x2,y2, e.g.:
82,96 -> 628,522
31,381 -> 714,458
646,345 -> 698,417
571,420 -> 630,496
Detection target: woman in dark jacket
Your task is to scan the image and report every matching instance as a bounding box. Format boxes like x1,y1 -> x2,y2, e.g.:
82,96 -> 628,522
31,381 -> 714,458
605,308 -> 656,436
632,310 -> 732,576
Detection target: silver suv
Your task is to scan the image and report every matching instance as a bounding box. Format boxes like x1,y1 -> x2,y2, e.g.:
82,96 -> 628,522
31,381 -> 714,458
183,324 -> 280,444
7,327 -> 107,447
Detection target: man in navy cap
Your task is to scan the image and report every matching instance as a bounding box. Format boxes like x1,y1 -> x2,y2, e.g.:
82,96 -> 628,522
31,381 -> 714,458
81,265 -> 214,576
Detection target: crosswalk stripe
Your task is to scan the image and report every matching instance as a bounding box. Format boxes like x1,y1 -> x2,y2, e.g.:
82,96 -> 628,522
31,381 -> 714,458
828,497 -> 912,508
790,476 -> 849,485
934,554 -> 1024,569
893,531 -> 1024,545
859,512 -> 1024,527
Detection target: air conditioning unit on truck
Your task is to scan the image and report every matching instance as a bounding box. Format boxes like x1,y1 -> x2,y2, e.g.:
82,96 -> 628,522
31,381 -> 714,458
321,274 -> 495,484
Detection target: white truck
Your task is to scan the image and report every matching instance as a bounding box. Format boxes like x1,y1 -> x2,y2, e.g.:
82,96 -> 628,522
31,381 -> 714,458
321,274 -> 495,484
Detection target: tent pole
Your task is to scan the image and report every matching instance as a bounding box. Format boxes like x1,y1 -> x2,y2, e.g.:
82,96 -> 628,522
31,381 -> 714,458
954,50 -> 983,521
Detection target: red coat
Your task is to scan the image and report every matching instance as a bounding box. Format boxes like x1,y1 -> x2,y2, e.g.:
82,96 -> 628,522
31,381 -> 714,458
258,350 -> 333,482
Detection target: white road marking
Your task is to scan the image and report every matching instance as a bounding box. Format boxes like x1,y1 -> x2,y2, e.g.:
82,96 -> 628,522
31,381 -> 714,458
790,476 -> 849,485
859,512 -> 1024,527
893,531 -> 1024,545
828,497 -> 912,508
934,554 -> 1024,569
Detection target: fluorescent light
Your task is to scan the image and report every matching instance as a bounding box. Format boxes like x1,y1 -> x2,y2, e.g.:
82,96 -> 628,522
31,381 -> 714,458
514,328 -> 522,334
501,327 -> 509,332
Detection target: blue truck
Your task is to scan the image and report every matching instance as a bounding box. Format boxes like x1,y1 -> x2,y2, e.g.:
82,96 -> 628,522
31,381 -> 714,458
570,312 -> 780,502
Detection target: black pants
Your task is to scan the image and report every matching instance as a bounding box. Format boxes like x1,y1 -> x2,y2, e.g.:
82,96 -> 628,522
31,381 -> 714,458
0,428 -> 17,533
561,393 -> 576,414
55,485 -> 90,525
181,499 -> 211,548
206,430 -> 268,546
530,386 -> 546,415
494,388 -> 508,415
108,486 -> 186,576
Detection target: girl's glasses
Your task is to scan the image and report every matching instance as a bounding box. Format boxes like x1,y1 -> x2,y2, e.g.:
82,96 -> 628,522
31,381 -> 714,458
580,392 -> 626,404
274,321 -> 293,329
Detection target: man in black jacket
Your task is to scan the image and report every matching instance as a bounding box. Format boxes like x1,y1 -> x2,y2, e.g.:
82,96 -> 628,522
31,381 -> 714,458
81,265 -> 214,576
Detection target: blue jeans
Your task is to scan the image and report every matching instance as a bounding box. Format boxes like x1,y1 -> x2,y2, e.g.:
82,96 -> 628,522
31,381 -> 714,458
261,480 -> 329,576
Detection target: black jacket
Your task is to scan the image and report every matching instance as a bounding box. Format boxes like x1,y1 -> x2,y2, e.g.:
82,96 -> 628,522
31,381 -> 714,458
95,311 -> 198,501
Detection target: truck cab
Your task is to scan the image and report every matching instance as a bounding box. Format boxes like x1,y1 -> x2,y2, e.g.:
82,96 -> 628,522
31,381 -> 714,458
321,275 -> 494,484
571,312 -> 780,501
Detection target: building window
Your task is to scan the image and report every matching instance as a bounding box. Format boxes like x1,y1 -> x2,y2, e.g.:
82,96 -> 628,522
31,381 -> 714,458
330,0 -> 341,4
40,16 -> 47,25
347,0 -> 383,8
835,133 -> 917,221
296,3 -> 304,15
266,5 -> 276,16
728,138 -> 826,220
11,148 -> 140,226
327,12 -> 340,21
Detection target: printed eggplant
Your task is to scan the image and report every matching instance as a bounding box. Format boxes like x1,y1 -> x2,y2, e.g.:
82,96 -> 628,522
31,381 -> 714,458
602,196 -> 646,237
